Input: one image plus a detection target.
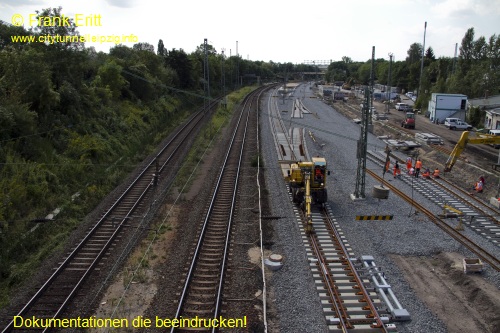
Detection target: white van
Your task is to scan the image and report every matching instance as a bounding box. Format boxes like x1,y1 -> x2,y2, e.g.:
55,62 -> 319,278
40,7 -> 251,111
444,118 -> 461,126
395,103 -> 410,111
488,129 -> 500,148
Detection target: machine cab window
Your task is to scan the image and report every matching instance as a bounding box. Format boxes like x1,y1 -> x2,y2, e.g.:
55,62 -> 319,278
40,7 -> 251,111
314,165 -> 325,182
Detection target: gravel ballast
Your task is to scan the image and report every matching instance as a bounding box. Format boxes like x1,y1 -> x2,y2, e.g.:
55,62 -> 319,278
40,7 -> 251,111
259,83 -> 500,333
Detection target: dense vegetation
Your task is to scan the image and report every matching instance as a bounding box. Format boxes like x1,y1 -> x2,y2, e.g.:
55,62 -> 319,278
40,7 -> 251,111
0,6 -> 497,307
0,7 -> 282,307
324,28 -> 500,124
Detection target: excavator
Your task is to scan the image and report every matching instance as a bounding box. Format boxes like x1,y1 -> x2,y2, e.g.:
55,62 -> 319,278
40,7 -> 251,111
444,131 -> 500,172
342,78 -> 353,90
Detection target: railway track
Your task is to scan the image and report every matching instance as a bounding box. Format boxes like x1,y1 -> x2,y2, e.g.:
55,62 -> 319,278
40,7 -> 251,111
368,150 -> 500,249
365,152 -> 500,271
271,86 -> 394,332
171,86 -> 267,332
268,87 -> 302,161
1,102 -> 218,333
292,200 -> 392,333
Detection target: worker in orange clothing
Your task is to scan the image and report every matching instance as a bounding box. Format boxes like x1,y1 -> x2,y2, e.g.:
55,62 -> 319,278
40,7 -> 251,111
422,168 -> 431,179
414,158 -> 422,178
474,179 -> 483,193
433,168 -> 440,178
406,156 -> 412,173
393,161 -> 401,179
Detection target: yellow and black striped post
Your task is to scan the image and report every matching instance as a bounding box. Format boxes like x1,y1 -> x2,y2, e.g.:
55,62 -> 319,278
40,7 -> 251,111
355,215 -> 393,221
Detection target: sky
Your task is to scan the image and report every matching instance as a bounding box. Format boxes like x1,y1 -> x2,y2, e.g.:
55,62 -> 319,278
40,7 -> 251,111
1,0 -> 499,64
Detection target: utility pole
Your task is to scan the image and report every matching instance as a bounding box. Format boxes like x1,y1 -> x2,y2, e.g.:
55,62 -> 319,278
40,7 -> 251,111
386,53 -> 393,113
203,38 -> 207,114
452,43 -> 458,74
313,60 -> 317,82
418,21 -> 427,100
369,47 -> 375,126
236,41 -> 239,87
204,38 -> 211,137
221,49 -> 226,108
352,46 -> 374,200
204,39 -> 210,99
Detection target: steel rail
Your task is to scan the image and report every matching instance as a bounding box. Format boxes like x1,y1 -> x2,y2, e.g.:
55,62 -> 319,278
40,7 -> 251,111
323,209 -> 387,331
368,150 -> 500,224
322,207 -> 386,332
171,88 -> 264,332
41,182 -> 151,332
366,169 -> 500,271
1,102 -> 218,333
211,94 -> 252,333
212,86 -> 271,331
267,90 -> 283,159
270,87 -> 297,161
308,229 -> 351,332
433,176 -> 500,222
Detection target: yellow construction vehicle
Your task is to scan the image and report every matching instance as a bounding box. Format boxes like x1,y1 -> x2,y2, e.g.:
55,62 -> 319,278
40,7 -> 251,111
342,78 -> 353,90
287,157 -> 329,204
445,131 -> 500,172
286,157 -> 329,233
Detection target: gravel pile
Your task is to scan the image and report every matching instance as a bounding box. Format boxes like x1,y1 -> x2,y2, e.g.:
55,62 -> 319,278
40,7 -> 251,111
259,83 -> 500,333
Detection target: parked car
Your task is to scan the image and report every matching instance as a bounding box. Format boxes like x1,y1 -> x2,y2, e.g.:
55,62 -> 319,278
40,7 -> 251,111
488,129 -> 500,148
444,118 -> 461,127
445,120 -> 472,130
395,103 -> 411,111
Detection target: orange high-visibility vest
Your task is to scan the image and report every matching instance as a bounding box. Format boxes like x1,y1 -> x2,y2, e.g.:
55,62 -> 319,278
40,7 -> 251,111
476,181 -> 483,191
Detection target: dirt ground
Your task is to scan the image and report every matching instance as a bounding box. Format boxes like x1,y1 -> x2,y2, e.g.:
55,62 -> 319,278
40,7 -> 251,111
88,138 -> 221,332
391,252 -> 500,333
89,204 -> 181,333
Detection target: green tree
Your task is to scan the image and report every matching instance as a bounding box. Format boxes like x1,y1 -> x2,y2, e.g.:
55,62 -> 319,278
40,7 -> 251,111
93,60 -> 127,100
30,6 -> 83,51
458,27 -> 475,73
166,48 -> 194,89
0,21 -> 30,48
473,36 -> 488,60
0,47 -> 59,119
425,47 -> 435,60
133,42 -> 155,53
406,43 -> 423,64
157,39 -> 166,57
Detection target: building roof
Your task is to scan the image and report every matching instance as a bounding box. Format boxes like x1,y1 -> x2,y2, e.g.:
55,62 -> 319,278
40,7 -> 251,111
468,94 -> 500,110
431,93 -> 467,98
485,108 -> 500,116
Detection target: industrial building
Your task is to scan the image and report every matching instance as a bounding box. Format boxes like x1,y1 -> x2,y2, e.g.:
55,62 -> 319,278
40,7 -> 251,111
428,93 -> 468,123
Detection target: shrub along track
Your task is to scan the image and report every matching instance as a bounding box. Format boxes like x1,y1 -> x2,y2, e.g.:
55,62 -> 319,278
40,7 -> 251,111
0,101 -> 218,333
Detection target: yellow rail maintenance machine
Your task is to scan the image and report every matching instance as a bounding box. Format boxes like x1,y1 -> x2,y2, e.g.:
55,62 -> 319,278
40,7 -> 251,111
285,157 -> 329,233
